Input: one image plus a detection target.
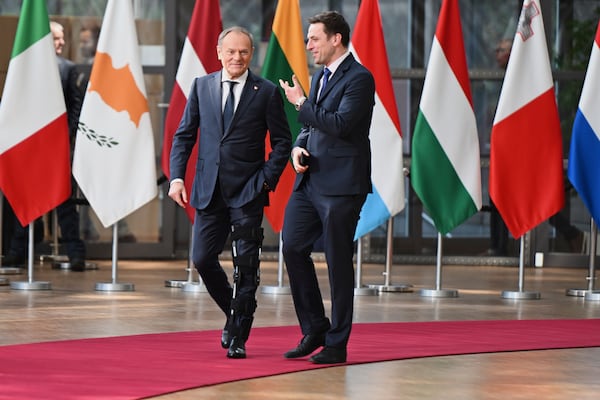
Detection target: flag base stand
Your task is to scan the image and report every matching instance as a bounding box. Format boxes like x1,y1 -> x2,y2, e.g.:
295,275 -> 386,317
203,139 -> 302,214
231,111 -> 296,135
567,220 -> 598,299
11,280 -> 51,290
0,267 -> 23,275
368,284 -> 413,293
501,290 -> 540,300
501,235 -> 541,300
354,286 -> 378,296
52,261 -> 99,271
566,288 -> 591,297
261,285 -> 291,295
95,282 -> 134,292
165,279 -> 186,288
11,224 -> 51,291
419,288 -> 458,298
94,223 -> 134,292
182,282 -> 207,293
585,291 -> 600,301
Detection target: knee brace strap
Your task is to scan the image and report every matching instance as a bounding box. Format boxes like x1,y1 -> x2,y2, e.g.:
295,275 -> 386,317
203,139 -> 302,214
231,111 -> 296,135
230,225 -> 264,243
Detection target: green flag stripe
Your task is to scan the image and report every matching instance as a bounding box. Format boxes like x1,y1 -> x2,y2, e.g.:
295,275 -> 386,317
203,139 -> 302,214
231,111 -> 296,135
11,0 -> 51,58
412,113 -> 478,234
262,34 -> 302,141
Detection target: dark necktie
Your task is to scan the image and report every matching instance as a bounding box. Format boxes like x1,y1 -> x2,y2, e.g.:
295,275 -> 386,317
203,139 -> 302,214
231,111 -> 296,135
223,81 -> 237,132
319,67 -> 331,99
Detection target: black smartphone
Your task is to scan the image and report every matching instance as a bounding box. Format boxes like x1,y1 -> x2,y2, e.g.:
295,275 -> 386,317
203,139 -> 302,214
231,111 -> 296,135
299,153 -> 309,166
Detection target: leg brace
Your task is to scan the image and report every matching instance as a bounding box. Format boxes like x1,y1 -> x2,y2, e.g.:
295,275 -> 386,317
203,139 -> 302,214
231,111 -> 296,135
227,225 -> 263,341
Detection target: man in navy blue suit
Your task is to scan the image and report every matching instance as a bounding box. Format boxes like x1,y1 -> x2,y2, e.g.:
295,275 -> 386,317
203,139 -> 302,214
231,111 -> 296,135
168,26 -> 291,359
279,11 -> 375,364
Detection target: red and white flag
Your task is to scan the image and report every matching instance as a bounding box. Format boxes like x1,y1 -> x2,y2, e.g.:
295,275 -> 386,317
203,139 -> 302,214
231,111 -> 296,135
73,0 -> 157,227
350,0 -> 405,239
0,0 -> 71,226
161,0 -> 223,221
489,0 -> 564,238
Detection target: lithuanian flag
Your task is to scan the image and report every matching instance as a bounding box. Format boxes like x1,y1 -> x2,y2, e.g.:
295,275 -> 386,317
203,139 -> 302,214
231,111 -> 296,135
261,0 -> 309,232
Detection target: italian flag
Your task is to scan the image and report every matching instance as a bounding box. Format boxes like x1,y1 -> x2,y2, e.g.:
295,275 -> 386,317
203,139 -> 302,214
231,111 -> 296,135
0,0 -> 71,227
490,0 -> 564,239
351,0 -> 405,239
261,0 -> 310,232
161,0 -> 223,221
411,0 -> 482,235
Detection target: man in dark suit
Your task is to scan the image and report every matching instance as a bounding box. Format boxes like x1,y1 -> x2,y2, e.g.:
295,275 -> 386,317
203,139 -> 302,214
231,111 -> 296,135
278,11 -> 375,364
168,26 -> 291,359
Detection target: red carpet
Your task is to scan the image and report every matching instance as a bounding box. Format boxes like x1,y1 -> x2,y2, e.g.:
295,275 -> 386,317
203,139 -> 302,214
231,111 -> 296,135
1,319 -> 600,399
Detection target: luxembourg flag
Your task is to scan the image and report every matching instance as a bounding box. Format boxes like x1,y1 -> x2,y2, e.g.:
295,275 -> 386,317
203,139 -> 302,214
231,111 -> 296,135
0,0 -> 71,227
73,0 -> 157,227
490,0 -> 564,239
261,0 -> 309,232
411,0 -> 481,235
351,0 -> 405,239
161,0 -> 222,222
568,21 -> 600,225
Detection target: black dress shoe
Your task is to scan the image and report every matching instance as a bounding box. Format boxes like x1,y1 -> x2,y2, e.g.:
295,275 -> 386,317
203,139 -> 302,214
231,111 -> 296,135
227,337 -> 246,359
70,259 -> 86,272
309,346 -> 347,364
284,333 -> 326,359
221,323 -> 231,349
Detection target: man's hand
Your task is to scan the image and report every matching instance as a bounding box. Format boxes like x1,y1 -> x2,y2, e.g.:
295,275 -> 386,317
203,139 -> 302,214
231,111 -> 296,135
291,147 -> 309,174
279,75 -> 304,105
168,181 -> 188,208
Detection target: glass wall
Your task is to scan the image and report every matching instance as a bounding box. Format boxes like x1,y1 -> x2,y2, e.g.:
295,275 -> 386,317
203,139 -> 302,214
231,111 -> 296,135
1,0 -> 599,265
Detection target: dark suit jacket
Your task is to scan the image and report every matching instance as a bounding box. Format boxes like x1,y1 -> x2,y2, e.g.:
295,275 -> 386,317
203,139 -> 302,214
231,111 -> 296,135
56,55 -> 82,140
170,70 -> 292,210
294,53 -> 374,196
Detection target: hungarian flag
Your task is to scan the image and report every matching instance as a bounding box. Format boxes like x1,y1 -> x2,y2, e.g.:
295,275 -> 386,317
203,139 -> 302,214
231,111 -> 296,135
411,0 -> 481,235
0,0 -> 71,227
161,0 -> 223,221
73,0 -> 157,228
351,0 -> 405,239
568,21 -> 600,225
490,0 -> 564,238
261,0 -> 309,232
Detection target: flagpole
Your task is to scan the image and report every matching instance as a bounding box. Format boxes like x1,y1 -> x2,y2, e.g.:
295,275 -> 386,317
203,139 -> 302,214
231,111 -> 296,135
182,224 -> 207,293
10,223 -> 51,290
261,233 -> 291,295
367,218 -> 412,293
419,233 -> 458,298
581,220 -> 600,300
501,234 -> 540,299
95,222 -> 134,292
354,236 -> 377,296
566,218 -> 598,297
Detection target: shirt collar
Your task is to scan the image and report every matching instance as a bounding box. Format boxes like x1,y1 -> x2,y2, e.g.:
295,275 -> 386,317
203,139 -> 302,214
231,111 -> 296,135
222,69 -> 249,85
324,51 -> 350,76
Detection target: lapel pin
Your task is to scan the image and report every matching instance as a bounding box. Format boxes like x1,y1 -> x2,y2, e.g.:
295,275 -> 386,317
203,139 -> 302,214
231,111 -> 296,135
253,85 -> 258,91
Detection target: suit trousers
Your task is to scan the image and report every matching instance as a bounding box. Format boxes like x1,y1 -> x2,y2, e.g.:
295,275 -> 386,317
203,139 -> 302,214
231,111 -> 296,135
282,176 -> 366,349
191,184 -> 265,317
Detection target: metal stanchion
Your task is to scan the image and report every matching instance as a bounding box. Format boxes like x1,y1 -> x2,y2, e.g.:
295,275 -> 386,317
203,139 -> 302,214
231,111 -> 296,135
501,234 -> 540,299
261,233 -> 291,295
567,219 -> 598,297
95,223 -> 134,291
11,223 -> 51,290
368,218 -> 412,293
354,236 -> 377,296
181,225 -> 207,293
419,233 -> 458,298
